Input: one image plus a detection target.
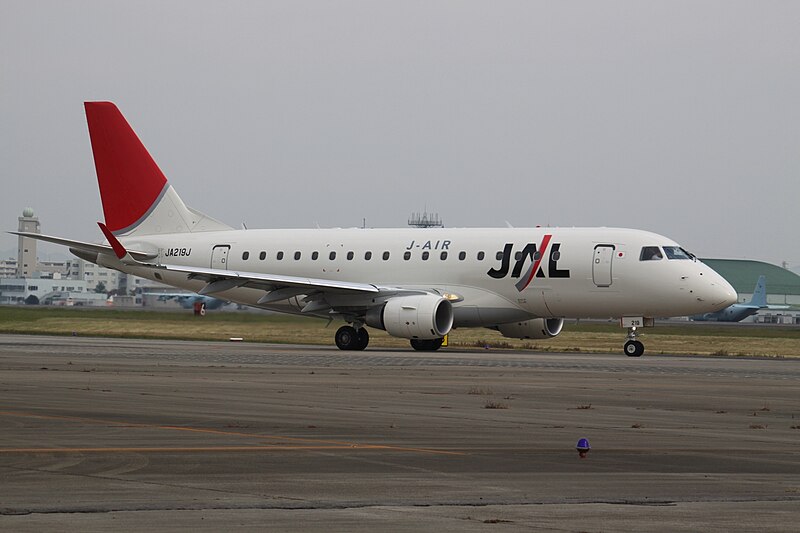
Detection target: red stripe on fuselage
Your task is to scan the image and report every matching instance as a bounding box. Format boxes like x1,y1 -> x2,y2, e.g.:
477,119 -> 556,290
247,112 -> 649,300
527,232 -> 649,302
519,233 -> 552,291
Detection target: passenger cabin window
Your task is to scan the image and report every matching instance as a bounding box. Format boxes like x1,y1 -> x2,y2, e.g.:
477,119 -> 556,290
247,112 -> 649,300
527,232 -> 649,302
259,251 -> 266,260
477,251 -> 485,260
294,251 -> 301,260
311,251 -> 319,260
364,251 -> 372,260
663,246 -> 694,260
382,251 -> 390,260
640,246 -> 663,261
242,251 -> 250,260
440,251 -> 448,260
458,251 -> 466,261
496,251 -> 504,261
403,251 -> 411,260
329,251 -> 336,260
346,251 -> 354,260
515,251 -> 522,261
422,251 -> 429,260
277,251 -> 284,260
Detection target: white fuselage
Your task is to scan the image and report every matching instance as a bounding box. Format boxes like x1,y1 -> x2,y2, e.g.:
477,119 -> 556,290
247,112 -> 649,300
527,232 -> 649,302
116,226 -> 736,326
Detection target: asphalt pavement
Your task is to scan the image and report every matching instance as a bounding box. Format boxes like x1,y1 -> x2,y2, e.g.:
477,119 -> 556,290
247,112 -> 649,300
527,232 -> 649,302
1,335 -> 798,531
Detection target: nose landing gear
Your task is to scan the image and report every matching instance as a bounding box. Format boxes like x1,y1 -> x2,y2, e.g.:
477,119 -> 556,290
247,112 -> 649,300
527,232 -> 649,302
620,317 -> 653,357
623,326 -> 645,357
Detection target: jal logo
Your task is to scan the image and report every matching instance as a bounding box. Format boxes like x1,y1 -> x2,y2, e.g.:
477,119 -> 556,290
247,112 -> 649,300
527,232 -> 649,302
487,234 -> 569,291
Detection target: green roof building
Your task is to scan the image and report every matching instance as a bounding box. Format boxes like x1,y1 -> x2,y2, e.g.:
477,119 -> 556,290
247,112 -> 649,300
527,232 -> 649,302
701,259 -> 800,307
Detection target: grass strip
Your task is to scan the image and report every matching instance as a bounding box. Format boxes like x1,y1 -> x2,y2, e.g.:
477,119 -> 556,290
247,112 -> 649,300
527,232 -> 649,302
1,306 -> 797,357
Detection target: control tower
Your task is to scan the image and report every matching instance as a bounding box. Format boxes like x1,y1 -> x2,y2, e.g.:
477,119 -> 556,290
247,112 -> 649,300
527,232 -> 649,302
17,207 -> 40,278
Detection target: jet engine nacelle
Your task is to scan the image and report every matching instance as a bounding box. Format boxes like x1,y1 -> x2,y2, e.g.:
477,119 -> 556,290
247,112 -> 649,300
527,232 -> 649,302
366,295 -> 453,340
496,318 -> 564,339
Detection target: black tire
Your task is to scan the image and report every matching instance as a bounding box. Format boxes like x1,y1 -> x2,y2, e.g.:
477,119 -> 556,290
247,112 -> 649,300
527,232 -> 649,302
355,328 -> 370,351
624,340 -> 645,357
428,337 -> 444,351
335,326 -> 359,350
410,338 -> 444,351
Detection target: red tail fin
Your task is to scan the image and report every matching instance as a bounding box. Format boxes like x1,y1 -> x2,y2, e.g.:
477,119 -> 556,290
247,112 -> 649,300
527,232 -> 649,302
84,102 -> 168,234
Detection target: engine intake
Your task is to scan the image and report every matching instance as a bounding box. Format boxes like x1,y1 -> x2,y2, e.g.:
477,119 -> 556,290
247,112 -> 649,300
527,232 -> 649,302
366,295 -> 453,340
496,318 -> 564,339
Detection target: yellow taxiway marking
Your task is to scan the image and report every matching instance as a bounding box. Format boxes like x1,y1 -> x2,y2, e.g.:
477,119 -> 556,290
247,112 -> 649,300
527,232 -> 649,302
0,409 -> 464,456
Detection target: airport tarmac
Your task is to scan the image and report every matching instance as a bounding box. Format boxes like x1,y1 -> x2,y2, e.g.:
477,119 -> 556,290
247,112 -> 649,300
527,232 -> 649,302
1,334 -> 799,532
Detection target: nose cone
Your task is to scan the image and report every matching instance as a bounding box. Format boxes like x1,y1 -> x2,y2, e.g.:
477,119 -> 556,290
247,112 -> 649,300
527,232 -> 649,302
707,273 -> 737,310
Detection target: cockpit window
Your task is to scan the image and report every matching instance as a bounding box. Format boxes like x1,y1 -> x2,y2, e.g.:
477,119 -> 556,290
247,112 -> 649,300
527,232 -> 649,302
663,246 -> 694,260
640,246 -> 663,261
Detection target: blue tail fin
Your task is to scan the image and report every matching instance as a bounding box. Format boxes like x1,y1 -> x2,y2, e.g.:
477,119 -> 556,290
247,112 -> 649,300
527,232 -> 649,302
748,275 -> 767,307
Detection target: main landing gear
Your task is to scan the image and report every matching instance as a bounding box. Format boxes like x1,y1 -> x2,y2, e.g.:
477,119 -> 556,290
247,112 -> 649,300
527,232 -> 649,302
624,326 -> 645,357
410,338 -> 444,351
334,324 -> 445,352
335,325 -> 369,351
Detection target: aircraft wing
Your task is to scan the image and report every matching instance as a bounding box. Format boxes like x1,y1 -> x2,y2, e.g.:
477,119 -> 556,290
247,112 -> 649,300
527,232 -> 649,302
17,224 -> 426,313
159,263 -> 381,296
96,222 -> 405,301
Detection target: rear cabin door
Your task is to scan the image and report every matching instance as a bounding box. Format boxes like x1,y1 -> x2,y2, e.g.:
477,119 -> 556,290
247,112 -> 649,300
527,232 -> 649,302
592,244 -> 615,287
211,245 -> 230,270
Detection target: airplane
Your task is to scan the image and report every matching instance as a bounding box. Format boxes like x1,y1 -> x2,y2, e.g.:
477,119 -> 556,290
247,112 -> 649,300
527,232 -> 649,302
691,275 -> 767,322
11,102 -> 737,357
144,292 -> 229,311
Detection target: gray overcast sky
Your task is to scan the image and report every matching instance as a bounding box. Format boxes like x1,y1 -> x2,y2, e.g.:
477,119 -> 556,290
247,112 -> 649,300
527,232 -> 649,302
1,1 -> 798,266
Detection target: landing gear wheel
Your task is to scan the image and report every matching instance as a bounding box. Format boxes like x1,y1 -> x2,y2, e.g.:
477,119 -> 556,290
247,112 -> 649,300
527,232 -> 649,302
624,340 -> 645,357
355,328 -> 369,351
335,326 -> 359,350
410,338 -> 444,351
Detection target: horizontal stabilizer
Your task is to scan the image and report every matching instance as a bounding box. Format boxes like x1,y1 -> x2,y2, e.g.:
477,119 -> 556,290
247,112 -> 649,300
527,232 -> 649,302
9,231 -> 157,262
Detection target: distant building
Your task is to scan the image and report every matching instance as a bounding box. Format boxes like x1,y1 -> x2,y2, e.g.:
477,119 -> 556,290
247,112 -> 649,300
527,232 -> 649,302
408,211 -> 444,228
1,207 -> 147,303
65,258 -> 122,292
0,277 -> 105,306
701,258 -> 800,307
0,258 -> 17,278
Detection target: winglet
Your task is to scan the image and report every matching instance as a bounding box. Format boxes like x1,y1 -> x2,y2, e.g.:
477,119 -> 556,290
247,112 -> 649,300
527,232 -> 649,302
98,222 -> 127,259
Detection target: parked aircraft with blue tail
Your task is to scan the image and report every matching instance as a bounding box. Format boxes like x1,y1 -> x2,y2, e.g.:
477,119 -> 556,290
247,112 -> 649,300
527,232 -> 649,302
691,275 -> 767,322
145,292 -> 229,311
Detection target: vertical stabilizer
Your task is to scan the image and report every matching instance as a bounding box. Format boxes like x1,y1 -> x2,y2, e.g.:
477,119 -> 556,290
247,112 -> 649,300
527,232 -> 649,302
85,102 -> 231,236
748,275 -> 767,307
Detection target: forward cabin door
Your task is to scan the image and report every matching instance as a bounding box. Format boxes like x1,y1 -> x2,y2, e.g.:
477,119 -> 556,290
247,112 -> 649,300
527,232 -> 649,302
592,244 -> 614,287
211,245 -> 230,270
